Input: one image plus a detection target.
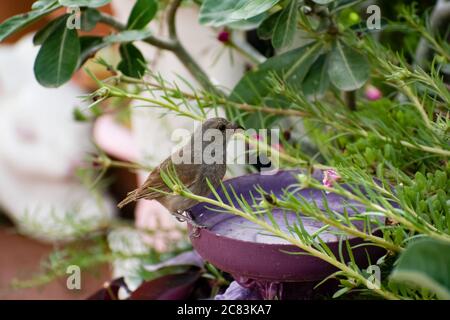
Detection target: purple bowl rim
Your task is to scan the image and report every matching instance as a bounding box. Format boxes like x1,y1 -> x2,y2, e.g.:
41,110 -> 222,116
189,169 -> 376,248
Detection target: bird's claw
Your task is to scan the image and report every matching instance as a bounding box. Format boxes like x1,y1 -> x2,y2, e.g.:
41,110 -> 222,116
172,210 -> 206,238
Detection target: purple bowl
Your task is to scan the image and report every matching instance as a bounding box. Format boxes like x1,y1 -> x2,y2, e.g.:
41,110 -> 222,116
188,170 -> 385,284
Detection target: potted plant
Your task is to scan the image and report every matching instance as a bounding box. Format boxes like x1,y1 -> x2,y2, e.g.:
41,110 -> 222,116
1,0 -> 449,300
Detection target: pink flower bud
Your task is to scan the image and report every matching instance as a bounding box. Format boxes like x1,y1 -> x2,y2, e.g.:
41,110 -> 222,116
365,85 -> 382,101
217,30 -> 230,43
322,169 -> 341,188
272,143 -> 284,152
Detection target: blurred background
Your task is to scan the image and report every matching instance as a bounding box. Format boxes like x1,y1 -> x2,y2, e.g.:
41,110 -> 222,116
0,0 -> 247,299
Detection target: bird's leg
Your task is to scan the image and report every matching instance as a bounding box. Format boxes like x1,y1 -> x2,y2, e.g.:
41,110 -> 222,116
171,210 -> 206,237
172,210 -> 188,222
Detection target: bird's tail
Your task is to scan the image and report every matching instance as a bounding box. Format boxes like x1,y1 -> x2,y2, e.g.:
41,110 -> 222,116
117,189 -> 139,208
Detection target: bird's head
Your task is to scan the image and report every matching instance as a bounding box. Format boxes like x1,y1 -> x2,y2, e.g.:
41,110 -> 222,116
201,117 -> 244,133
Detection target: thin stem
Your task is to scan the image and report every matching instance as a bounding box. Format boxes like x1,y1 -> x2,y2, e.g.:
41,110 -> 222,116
114,91 -> 205,121
172,42 -> 222,95
117,75 -> 309,117
167,0 -> 182,40
98,3 -> 219,94
98,12 -> 126,31
343,90 -> 356,111
399,82 -> 432,130
236,133 -> 332,170
279,199 -> 403,253
228,40 -> 266,65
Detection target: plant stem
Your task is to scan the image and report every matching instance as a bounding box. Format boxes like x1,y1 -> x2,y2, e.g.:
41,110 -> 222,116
228,39 -> 267,65
343,90 -> 356,111
117,75 -> 309,117
98,1 -> 220,95
399,83 -> 432,130
172,42 -> 222,95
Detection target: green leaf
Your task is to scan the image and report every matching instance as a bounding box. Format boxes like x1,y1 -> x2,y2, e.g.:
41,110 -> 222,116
117,43 -> 146,78
257,11 -> 281,40
127,0 -> 158,30
231,41 -> 322,105
226,12 -> 267,30
0,1 -> 60,42
390,238 -> 450,300
199,0 -> 281,27
302,54 -> 330,96
272,0 -> 298,49
34,16 -> 80,87
312,0 -> 335,4
79,36 -> 106,67
229,42 -> 322,128
328,41 -> 369,91
33,0 -> 57,10
332,286 -> 351,298
105,30 -> 152,43
58,0 -> 111,8
80,7 -> 101,31
33,14 -> 69,45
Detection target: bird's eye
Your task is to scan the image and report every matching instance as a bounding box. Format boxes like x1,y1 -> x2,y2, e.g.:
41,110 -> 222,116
218,124 -> 226,131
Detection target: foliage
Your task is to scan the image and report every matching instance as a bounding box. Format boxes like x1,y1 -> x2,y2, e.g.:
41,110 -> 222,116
1,0 -> 449,300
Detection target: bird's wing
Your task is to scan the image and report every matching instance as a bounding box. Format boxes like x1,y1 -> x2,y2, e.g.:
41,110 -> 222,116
134,158 -> 201,201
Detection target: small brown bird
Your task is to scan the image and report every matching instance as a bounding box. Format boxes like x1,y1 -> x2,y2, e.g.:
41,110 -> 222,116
118,117 -> 242,229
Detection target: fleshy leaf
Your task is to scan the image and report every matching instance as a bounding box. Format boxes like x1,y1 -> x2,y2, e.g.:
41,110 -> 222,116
58,0 -> 112,8
328,41 -> 369,91
80,7 -> 101,31
390,238 -> 450,300
33,16 -> 80,87
199,0 -> 281,27
302,54 -> 330,96
105,30 -> 152,43
127,0 -> 158,30
78,36 -> 105,67
33,14 -> 69,45
0,1 -> 60,42
117,43 -> 146,78
272,0 -> 298,49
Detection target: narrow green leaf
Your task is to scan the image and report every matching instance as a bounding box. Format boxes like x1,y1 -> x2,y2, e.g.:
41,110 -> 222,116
272,0 -> 298,49
117,43 -> 146,78
127,0 -> 158,30
390,238 -> 450,300
34,17 -> 80,87
332,286 -> 351,298
0,1 -> 60,42
328,41 -> 369,91
58,0 -> 111,8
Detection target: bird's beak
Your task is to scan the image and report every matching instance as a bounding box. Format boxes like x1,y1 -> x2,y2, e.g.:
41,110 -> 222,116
228,122 -> 245,131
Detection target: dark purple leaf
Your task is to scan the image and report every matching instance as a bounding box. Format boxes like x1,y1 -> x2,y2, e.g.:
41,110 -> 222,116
130,269 -> 201,300
88,278 -> 128,300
